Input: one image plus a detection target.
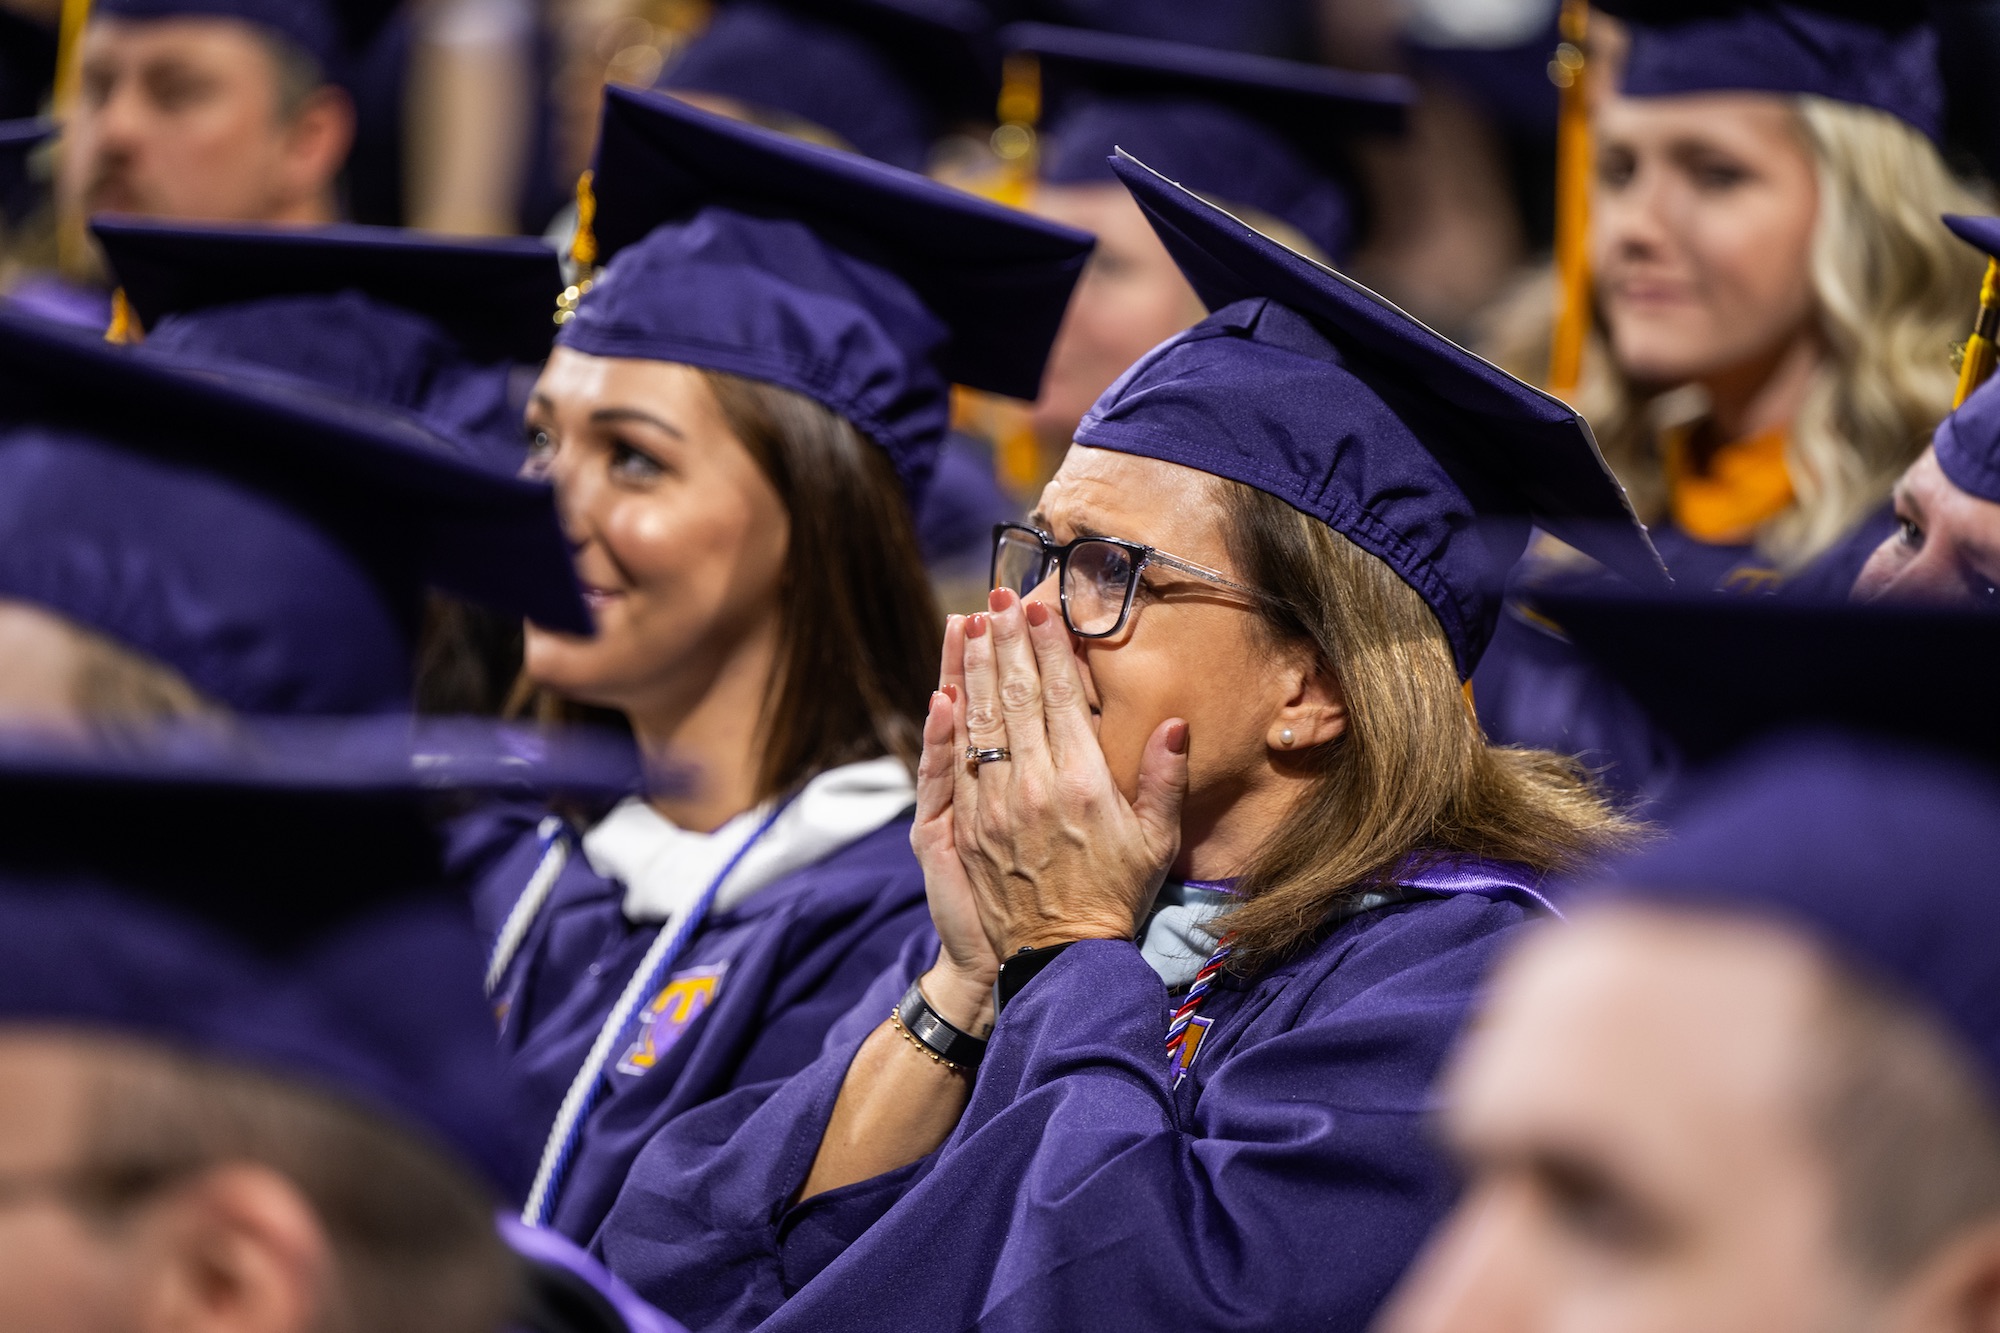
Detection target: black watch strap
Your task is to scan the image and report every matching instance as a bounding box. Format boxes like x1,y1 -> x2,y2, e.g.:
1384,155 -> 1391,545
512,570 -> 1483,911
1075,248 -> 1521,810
993,941 -> 1076,1014
895,981 -> 988,1069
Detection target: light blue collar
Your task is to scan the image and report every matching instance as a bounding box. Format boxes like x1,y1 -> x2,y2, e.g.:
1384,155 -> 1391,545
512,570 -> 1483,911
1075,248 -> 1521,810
1140,879 -> 1237,990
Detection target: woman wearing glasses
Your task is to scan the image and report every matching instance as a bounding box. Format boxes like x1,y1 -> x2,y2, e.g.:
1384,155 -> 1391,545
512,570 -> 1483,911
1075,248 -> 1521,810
451,91 -> 1091,1243
590,160 -> 1662,1332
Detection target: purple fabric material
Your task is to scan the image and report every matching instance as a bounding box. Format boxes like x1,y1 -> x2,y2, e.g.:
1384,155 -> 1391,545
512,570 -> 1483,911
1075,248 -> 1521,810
0,309 -> 588,712
1935,376 -> 2000,507
1593,730 -> 2000,1095
500,1217 -> 690,1333
1469,507 -> 1886,801
143,294 -> 526,469
1043,99 -> 1354,259
94,0 -> 343,76
0,874 -> 523,1196
663,1 -> 934,172
4,273 -> 112,329
1016,23 -> 1412,261
1617,5 -> 1942,142
565,89 -> 1093,502
592,863 -> 1546,1332
915,431 -> 1017,570
0,426 -> 416,713
450,802 -> 929,1241
93,218 -> 565,366
1084,153 -> 1663,679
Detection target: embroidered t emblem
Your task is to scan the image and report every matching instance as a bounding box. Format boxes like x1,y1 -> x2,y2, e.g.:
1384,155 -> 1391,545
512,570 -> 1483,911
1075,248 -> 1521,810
616,962 -> 728,1076
1167,1014 -> 1213,1083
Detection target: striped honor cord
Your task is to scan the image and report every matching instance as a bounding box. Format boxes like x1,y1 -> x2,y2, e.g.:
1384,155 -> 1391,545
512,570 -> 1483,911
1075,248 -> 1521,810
1164,935 -> 1233,1084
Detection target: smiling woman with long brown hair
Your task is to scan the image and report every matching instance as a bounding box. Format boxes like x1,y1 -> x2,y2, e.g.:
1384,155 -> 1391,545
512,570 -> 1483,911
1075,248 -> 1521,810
448,88 -> 1091,1246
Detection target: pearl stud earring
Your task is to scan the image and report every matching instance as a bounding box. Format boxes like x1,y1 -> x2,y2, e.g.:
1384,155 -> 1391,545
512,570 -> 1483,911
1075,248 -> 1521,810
1279,728 -> 1295,748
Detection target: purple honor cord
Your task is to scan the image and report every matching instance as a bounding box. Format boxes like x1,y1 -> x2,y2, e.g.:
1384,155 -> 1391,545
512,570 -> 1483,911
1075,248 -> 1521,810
521,792 -> 801,1227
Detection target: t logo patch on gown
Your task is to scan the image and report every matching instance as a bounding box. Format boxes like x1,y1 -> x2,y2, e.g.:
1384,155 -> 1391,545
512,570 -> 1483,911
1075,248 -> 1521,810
1168,1014 -> 1212,1084
616,963 -> 728,1076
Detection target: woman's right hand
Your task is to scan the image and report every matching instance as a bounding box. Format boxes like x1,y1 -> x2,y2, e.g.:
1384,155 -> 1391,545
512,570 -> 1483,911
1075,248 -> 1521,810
910,615 -> 999,1036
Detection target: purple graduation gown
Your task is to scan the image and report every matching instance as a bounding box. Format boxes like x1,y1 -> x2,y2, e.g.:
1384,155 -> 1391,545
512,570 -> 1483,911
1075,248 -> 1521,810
451,800 -> 929,1242
593,860 -> 1550,1333
1473,508 -> 1893,801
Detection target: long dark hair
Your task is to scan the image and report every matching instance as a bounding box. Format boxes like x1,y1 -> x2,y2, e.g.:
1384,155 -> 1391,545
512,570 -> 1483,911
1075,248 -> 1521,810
511,368 -> 940,803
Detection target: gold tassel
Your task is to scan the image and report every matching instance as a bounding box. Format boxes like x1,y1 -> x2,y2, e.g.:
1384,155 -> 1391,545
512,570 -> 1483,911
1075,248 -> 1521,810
1954,257 -> 2000,408
1547,0 -> 1592,399
554,170 -> 599,327
104,287 -> 141,344
570,168 -> 598,270
53,0 -> 91,117
985,53 -> 1041,211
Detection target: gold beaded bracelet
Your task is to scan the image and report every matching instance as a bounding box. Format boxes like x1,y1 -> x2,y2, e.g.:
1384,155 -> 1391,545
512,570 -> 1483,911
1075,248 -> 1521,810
887,1008 -> 971,1075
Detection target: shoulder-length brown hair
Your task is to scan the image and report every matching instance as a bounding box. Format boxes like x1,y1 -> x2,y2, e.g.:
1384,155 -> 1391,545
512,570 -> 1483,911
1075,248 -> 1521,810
1214,479 -> 1643,973
513,367 -> 941,802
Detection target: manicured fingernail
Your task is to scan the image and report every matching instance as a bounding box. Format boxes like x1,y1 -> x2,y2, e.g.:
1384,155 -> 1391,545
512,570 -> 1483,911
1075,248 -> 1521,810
988,587 -> 1016,613
1167,721 -> 1189,755
1024,599 -> 1050,628
942,683 -> 960,703
966,614 -> 988,638
945,614 -> 962,635
930,690 -> 946,710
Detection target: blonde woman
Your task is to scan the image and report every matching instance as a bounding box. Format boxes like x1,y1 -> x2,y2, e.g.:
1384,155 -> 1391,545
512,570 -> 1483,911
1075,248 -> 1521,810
1473,2 -> 1988,790
580,157 -> 1661,1333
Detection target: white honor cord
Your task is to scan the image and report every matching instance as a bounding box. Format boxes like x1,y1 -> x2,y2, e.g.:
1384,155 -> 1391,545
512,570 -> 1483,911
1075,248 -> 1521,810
518,794 -> 797,1228
519,903 -> 685,1225
486,817 -> 570,997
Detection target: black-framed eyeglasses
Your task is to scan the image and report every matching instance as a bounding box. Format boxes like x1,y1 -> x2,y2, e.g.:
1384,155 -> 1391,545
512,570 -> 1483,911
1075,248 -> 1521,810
989,522 -> 1271,639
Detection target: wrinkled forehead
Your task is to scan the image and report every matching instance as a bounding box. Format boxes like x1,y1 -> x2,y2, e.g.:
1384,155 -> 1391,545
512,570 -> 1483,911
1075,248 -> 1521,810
1034,444 -> 1232,560
1453,908 -> 1832,1166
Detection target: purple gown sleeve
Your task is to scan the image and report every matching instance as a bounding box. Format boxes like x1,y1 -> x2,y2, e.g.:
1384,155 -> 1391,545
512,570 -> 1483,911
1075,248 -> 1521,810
605,895 -> 1525,1333
593,932 -> 939,1333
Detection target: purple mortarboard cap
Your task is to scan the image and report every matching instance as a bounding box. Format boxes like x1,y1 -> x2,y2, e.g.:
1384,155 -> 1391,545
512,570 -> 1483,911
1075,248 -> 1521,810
0,117 -> 50,222
1543,592 -> 2000,764
0,309 -> 589,715
93,219 -> 563,465
1086,153 -> 1665,679
1593,730 -> 2000,1100
90,0 -> 396,83
1010,23 -> 1410,262
0,717 -> 643,1198
561,87 -> 1094,500
1598,1 -> 1942,143
1931,214 -> 2000,503
660,0 -> 997,173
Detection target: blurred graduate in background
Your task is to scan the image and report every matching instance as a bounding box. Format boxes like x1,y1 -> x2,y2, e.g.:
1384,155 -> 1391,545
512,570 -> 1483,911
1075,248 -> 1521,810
0,720 -> 684,1333
1381,597 -> 2000,1333
1471,0 -> 1990,795
988,23 -> 1412,496
456,87 -> 1089,1246
5,0 -> 389,327
0,308 -> 586,729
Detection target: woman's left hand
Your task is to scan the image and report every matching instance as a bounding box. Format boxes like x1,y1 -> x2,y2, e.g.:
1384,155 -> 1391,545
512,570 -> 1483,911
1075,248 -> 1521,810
948,588 -> 1190,956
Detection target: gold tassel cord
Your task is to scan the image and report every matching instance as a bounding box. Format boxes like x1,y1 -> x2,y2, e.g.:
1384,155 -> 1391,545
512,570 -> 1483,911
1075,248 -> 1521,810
104,287 -> 140,344
54,0 -> 92,117
554,170 -> 599,327
1953,257 -> 2000,409
1547,0 -> 1592,399
986,53 -> 1042,211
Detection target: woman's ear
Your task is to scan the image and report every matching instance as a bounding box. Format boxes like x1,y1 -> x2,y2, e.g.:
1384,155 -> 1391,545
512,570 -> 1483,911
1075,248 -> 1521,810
1266,653 -> 1346,753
